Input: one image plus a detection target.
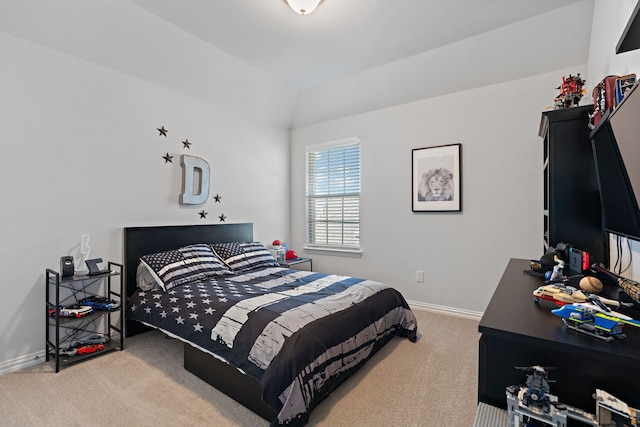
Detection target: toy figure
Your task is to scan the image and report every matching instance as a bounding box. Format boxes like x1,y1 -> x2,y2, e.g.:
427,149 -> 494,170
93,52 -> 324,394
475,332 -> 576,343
553,74 -> 586,109
547,259 -> 565,282
519,366 -> 552,413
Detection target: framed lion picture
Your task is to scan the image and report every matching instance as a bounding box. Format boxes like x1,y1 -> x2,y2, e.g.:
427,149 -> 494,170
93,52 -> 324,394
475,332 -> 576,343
412,143 -> 461,212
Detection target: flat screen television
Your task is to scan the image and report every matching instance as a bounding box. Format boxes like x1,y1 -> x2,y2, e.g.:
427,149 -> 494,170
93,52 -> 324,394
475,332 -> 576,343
590,81 -> 640,241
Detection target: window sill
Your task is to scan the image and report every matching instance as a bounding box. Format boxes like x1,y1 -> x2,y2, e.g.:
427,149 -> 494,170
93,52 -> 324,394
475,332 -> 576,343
303,246 -> 363,258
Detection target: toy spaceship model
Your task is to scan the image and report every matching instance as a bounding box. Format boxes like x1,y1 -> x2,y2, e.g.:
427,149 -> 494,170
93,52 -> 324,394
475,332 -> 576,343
551,302 -> 640,341
533,283 -> 627,309
506,366 -> 638,427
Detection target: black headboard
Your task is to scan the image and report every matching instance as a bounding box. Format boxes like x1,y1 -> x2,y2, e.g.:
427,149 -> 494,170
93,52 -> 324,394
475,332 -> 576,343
123,223 -> 253,336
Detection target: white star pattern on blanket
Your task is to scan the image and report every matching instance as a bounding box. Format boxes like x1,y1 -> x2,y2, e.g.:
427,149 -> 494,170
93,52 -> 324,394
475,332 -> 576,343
129,278 -> 263,342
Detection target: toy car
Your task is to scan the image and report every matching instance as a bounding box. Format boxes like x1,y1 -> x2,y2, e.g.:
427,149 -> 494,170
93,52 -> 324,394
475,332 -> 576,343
70,335 -> 110,348
48,305 -> 93,318
58,347 -> 78,357
76,344 -> 104,355
79,296 -> 121,311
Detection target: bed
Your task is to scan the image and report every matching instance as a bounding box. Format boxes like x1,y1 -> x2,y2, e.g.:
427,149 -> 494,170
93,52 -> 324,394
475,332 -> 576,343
124,223 -> 417,426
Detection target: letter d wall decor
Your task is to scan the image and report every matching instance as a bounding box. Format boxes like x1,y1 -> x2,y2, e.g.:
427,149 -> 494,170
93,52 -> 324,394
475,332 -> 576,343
180,154 -> 210,205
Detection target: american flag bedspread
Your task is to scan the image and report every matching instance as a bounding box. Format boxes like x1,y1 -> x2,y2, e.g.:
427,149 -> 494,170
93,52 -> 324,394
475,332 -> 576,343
128,266 -> 418,426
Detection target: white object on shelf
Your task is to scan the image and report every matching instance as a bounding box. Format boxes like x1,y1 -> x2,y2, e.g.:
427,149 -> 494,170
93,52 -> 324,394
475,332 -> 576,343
75,234 -> 92,274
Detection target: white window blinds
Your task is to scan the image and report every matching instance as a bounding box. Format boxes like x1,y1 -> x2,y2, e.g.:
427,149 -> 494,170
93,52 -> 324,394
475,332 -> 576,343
306,138 -> 360,249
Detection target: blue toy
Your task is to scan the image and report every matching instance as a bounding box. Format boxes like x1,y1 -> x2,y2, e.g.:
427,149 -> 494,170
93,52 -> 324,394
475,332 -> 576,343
551,302 -> 640,341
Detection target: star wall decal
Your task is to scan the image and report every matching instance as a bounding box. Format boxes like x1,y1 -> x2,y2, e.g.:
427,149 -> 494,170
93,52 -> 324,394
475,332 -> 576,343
157,126 -> 168,137
213,194 -> 221,203
162,153 -> 173,163
199,210 -> 208,219
182,139 -> 191,149
218,214 -> 226,222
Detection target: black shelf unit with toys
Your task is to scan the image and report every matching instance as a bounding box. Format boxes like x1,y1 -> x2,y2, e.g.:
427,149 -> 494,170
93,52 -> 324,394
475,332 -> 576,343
45,262 -> 124,372
539,105 -> 608,269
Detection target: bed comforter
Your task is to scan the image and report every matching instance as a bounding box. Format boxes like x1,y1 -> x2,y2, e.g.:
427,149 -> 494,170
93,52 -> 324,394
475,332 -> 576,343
128,266 -> 418,426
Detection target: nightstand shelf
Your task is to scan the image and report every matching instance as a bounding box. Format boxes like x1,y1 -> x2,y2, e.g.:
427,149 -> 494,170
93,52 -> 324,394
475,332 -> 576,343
279,258 -> 313,271
45,262 -> 124,372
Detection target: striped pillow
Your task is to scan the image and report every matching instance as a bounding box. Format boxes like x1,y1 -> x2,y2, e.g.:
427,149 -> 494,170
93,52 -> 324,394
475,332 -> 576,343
211,242 -> 280,272
140,244 -> 232,291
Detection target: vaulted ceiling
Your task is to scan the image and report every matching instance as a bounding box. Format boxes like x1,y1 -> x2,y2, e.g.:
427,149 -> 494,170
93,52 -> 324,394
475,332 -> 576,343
0,0 -> 593,127
128,0 -> 587,91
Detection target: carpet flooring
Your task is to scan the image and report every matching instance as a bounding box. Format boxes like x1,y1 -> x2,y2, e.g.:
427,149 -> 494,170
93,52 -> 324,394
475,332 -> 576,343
0,308 -> 479,426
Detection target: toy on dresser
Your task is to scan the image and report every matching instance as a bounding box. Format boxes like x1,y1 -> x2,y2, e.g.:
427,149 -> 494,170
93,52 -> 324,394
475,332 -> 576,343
591,262 -> 640,304
533,283 -> 627,309
550,302 -> 640,341
531,258 -> 640,342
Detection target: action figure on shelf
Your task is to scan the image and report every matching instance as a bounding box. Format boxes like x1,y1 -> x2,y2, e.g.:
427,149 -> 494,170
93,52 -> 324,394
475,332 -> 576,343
553,74 -> 587,109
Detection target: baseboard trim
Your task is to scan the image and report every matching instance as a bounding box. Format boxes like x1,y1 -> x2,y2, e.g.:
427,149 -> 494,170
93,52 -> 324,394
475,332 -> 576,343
407,300 -> 483,321
0,350 -> 46,375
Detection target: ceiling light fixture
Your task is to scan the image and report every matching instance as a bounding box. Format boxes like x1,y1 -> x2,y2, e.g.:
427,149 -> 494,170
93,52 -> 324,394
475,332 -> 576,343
285,0 -> 323,15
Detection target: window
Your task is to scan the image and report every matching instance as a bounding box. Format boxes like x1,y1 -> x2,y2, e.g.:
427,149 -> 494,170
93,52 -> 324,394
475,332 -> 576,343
306,137 -> 360,250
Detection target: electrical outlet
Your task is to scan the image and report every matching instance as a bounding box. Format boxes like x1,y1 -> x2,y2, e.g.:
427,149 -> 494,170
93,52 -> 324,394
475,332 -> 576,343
416,270 -> 424,283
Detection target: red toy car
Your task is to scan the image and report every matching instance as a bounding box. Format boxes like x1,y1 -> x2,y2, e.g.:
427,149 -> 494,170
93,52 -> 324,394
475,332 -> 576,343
76,344 -> 105,355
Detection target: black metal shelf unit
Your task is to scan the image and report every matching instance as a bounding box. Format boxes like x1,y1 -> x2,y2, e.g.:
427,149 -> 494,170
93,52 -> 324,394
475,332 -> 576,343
45,262 -> 124,372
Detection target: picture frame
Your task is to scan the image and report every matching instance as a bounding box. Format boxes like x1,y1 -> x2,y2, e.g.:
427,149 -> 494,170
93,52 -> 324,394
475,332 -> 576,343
412,143 -> 461,212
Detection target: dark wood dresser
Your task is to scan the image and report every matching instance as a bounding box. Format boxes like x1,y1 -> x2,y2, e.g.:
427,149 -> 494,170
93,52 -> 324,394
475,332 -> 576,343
478,258 -> 640,413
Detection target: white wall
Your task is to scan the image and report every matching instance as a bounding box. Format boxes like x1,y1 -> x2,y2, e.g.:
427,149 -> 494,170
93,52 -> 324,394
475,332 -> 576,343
290,68 -> 585,314
290,4 -> 596,314
0,4 -> 291,371
0,0 -> 297,128
292,1 -> 594,128
290,1 -> 640,314
587,0 -> 640,280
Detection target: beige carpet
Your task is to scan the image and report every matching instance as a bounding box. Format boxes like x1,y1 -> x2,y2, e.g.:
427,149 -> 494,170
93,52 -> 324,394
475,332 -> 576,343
0,309 -> 479,426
